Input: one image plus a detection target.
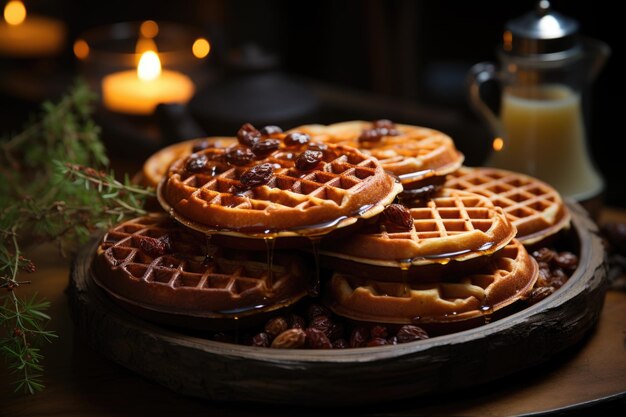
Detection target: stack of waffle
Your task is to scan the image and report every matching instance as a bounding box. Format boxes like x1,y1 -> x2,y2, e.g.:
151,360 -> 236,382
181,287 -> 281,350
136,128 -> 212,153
94,120 -> 572,336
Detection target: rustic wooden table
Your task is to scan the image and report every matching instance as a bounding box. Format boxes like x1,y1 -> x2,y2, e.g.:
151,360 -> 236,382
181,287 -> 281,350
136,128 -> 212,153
1,207 -> 625,417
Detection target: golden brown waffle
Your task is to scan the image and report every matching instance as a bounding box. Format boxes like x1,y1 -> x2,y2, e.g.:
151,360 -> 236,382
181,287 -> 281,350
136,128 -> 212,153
158,138 -> 401,237
92,215 -> 309,325
445,167 -> 571,245
139,137 -> 237,188
293,120 -> 464,187
320,188 -> 516,275
327,239 -> 538,326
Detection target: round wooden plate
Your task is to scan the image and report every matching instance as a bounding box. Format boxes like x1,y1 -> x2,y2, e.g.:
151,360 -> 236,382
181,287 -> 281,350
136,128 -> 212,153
67,201 -> 608,406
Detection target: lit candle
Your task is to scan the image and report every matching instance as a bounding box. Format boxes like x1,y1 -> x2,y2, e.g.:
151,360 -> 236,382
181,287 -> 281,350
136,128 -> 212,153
101,49 -> 196,115
0,0 -> 66,57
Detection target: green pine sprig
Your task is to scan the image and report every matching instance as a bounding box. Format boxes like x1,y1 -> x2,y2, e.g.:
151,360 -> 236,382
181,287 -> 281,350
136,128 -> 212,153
0,79 -> 154,394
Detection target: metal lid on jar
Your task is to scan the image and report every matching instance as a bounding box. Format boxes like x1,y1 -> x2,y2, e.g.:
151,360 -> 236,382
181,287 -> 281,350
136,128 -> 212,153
502,0 -> 581,59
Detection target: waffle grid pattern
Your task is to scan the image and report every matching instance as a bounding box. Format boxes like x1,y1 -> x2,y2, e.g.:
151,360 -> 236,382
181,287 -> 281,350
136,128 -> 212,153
446,167 -> 570,243
329,240 -> 538,324
95,216 -> 308,313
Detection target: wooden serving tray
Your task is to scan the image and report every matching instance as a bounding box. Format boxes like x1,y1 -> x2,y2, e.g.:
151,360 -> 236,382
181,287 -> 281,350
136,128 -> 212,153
67,202 -> 607,406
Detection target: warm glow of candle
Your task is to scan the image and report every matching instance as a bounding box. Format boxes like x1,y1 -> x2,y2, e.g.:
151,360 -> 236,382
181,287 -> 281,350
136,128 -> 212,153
0,0 -> 66,56
192,37 -> 210,58
4,0 -> 26,25
102,50 -> 195,115
137,50 -> 161,81
140,20 -> 159,38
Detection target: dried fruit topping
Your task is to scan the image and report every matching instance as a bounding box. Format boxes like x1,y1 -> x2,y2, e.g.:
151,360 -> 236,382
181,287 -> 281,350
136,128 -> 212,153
554,251 -> 578,271
251,138 -> 280,158
370,325 -> 388,339
308,315 -> 334,338
359,119 -> 399,143
358,128 -> 382,143
396,325 -> 429,343
251,332 -> 271,347
139,234 -> 172,258
367,337 -> 388,347
526,286 -> 556,305
349,325 -> 369,348
379,204 -> 414,233
239,163 -> 274,189
306,303 -> 332,321
271,328 -> 306,349
185,154 -> 208,172
287,314 -> 306,330
192,140 -> 213,153
260,125 -> 283,136
237,123 -> 261,146
532,247 -> 557,263
225,146 -> 255,166
295,150 -> 323,171
372,119 -> 399,136
305,328 -> 333,349
264,317 -> 289,338
284,132 -> 310,147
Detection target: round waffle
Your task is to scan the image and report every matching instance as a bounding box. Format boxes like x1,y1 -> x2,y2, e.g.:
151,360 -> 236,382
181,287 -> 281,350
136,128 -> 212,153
445,166 -> 571,245
158,133 -> 402,238
327,239 -> 538,328
92,215 -> 309,329
293,120 -> 464,193
320,188 -> 516,279
139,137 -> 237,188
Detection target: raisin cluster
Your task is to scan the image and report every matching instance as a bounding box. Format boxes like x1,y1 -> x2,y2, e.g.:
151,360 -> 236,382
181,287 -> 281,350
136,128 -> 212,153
526,247 -> 579,305
211,302 -> 429,349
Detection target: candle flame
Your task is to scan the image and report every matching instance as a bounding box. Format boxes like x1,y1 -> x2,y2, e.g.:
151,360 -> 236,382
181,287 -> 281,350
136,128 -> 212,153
137,50 -> 161,81
192,38 -> 211,59
492,137 -> 504,152
4,0 -> 26,26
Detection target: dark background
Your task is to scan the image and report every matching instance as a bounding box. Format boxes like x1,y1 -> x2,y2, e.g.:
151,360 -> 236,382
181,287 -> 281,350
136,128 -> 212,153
1,0 -> 621,207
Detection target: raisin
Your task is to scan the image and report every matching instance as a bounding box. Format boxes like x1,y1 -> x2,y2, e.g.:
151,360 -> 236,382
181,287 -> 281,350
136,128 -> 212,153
370,325 -> 388,339
287,314 -> 306,330
367,337 -> 388,347
295,150 -> 323,171
554,252 -> 578,271
349,326 -> 369,348
251,138 -> 280,158
185,154 -> 208,172
309,315 -> 334,338
305,328 -> 333,349
527,286 -> 555,305
358,128 -> 382,143
237,123 -> 261,147
251,332 -> 270,347
372,119 -> 399,136
225,146 -> 255,166
284,132 -> 310,147
549,269 -> 568,288
396,325 -> 429,343
306,303 -> 332,321
380,204 -> 414,233
271,329 -> 306,349
139,235 -> 171,258
239,163 -> 274,189
532,247 -> 557,263
260,125 -> 283,136
264,317 -> 289,338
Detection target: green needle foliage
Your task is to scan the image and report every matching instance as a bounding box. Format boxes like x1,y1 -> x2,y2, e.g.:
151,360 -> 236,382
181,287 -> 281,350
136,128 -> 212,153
0,79 -> 154,394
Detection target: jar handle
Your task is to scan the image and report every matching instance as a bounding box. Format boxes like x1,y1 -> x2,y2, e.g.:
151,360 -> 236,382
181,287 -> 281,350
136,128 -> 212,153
466,62 -> 504,138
